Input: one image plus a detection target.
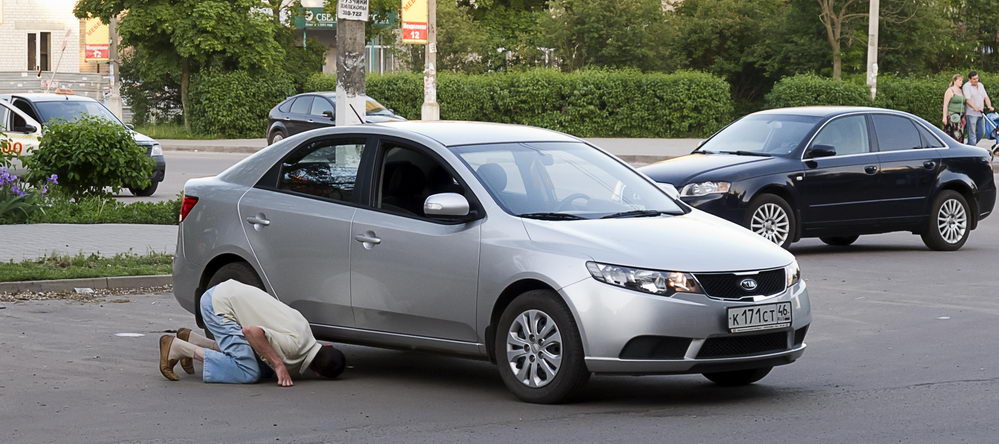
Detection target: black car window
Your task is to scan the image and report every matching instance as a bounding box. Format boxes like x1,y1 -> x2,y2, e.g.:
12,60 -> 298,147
811,115 -> 870,156
277,99 -> 293,113
310,98 -> 334,116
277,138 -> 366,202
12,99 -> 40,121
873,115 -> 923,151
915,123 -> 946,148
376,143 -> 467,219
290,96 -> 314,115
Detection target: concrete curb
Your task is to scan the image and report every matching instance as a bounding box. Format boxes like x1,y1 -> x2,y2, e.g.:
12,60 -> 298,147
0,274 -> 172,294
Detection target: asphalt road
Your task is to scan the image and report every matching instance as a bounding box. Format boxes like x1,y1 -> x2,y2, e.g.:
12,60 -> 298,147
3,211 -> 999,442
116,151 -> 248,203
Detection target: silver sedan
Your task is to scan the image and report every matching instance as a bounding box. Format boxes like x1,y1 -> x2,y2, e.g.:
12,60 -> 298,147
173,121 -> 811,403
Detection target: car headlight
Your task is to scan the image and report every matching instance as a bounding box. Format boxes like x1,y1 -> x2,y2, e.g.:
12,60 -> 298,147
149,143 -> 163,156
785,260 -> 801,288
680,181 -> 731,197
586,261 -> 703,297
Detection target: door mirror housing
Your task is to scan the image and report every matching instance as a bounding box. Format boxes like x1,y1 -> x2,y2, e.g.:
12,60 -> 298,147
805,144 -> 836,159
424,193 -> 470,218
322,110 -> 334,120
13,123 -> 37,134
657,183 -> 680,199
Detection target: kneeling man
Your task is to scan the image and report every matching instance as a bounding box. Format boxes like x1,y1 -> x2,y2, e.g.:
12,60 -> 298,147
159,279 -> 345,386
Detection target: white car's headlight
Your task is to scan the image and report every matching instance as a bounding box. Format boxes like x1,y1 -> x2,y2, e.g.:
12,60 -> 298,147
149,143 -> 163,156
785,260 -> 801,288
680,181 -> 731,197
586,262 -> 703,297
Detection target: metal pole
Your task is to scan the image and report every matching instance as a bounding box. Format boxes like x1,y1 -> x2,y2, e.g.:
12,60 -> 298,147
107,17 -> 124,119
420,0 -> 439,120
866,0 -> 879,100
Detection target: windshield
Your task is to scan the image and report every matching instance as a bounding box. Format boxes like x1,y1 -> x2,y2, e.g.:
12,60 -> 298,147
452,142 -> 684,219
697,114 -> 821,155
35,100 -> 123,125
365,99 -> 393,116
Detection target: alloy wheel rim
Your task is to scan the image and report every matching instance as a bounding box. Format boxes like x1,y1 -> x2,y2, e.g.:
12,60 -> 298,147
272,134 -> 283,143
937,199 -> 967,244
506,309 -> 562,388
751,203 -> 790,245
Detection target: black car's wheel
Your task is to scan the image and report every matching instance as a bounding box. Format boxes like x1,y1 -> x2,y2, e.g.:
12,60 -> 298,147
703,367 -> 772,387
921,190 -> 972,251
268,129 -> 287,145
494,290 -> 590,404
820,235 -> 859,246
199,262 -> 265,337
745,194 -> 796,249
129,181 -> 158,197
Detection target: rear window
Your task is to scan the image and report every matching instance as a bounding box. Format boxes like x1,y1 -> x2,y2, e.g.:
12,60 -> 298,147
277,99 -> 293,113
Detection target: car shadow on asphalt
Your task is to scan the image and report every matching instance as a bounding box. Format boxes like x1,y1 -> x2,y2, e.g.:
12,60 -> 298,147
333,346 -> 797,405
789,243 -> 932,256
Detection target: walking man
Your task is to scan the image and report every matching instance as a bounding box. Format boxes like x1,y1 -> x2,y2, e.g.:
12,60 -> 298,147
963,71 -> 994,146
159,279 -> 346,386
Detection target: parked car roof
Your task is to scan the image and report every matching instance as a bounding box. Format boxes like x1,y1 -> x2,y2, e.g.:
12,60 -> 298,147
754,106 -> 885,117
10,93 -> 98,103
373,121 -> 579,147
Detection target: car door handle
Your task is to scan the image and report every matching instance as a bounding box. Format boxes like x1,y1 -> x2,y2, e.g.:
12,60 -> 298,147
864,165 -> 879,175
245,216 -> 270,226
307,119 -> 314,123
923,160 -> 937,169
283,117 -> 291,121
354,234 -> 381,245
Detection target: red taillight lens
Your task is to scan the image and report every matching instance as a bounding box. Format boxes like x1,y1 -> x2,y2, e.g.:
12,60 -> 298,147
179,195 -> 199,223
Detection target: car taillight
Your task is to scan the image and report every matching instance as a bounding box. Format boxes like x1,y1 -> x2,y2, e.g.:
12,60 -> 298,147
179,195 -> 199,223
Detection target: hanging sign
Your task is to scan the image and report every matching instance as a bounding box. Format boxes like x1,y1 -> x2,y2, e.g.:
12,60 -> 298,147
401,0 -> 428,44
84,18 -> 109,61
338,0 -> 369,21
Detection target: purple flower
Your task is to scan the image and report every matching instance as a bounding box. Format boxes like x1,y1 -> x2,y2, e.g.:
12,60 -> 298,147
10,185 -> 24,196
41,186 -> 48,195
47,174 -> 59,184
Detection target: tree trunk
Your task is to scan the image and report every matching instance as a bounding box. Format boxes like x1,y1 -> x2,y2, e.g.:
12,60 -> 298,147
181,58 -> 191,131
832,45 -> 842,80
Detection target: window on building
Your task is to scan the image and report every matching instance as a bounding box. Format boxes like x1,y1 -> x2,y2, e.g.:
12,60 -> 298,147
27,34 -> 36,70
40,32 -> 51,71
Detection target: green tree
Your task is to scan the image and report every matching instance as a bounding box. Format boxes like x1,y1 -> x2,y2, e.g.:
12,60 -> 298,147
948,0 -> 999,72
75,0 -> 286,130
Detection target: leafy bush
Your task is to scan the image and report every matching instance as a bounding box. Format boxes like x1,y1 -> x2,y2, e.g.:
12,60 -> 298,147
18,196 -> 181,225
764,74 -> 871,108
25,116 -> 152,198
189,70 -> 297,138
305,69 -> 734,137
875,72 -> 999,125
0,131 -> 15,168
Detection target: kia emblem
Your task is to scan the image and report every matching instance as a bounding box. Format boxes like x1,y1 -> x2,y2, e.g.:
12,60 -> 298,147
740,278 -> 758,291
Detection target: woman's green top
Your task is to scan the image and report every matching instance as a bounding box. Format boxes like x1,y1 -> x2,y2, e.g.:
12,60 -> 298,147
949,90 -> 965,115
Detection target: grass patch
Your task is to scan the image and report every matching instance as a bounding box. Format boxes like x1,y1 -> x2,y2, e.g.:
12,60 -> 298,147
0,252 -> 174,282
1,196 -> 181,225
132,123 -> 223,140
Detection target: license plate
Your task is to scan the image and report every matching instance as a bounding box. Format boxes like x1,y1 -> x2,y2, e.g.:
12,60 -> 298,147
727,302 -> 792,333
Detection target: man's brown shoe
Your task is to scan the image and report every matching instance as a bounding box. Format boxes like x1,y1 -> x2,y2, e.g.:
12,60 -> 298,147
176,328 -> 195,375
159,335 -> 180,381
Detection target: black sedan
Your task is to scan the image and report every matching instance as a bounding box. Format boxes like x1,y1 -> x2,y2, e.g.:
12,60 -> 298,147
640,107 -> 996,251
266,92 -> 404,144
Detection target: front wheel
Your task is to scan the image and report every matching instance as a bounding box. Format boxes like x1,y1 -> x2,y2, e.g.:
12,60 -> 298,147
129,181 -> 158,197
745,194 -> 795,249
494,290 -> 590,404
703,367 -> 772,386
921,190 -> 972,251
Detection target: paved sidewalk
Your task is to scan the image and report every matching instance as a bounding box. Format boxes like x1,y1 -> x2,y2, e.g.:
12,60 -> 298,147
0,224 -> 177,262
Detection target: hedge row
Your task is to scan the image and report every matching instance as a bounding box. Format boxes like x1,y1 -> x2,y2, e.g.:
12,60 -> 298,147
305,70 -> 734,138
766,72 -> 999,125
189,70 -> 296,138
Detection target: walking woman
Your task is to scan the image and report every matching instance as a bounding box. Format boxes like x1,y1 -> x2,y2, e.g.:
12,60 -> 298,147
942,74 -> 965,142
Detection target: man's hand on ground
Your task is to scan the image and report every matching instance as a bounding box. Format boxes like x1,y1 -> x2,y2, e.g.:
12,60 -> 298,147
242,325 -> 294,387
275,365 -> 294,387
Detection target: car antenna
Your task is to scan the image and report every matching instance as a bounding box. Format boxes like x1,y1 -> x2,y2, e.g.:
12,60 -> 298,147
349,103 -> 366,124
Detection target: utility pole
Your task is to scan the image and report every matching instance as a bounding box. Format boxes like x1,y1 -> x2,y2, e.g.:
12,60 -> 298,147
866,0 -> 879,100
335,0 -> 369,126
420,0 -> 438,120
107,16 -> 124,119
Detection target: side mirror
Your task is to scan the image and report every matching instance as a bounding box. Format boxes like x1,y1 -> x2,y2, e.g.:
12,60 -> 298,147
125,123 -> 135,130
657,183 -> 680,199
322,110 -> 334,120
14,124 -> 38,134
804,144 -> 836,159
424,193 -> 470,218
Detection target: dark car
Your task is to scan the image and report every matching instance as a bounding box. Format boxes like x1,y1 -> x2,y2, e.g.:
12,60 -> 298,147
1,93 -> 166,196
266,92 -> 404,144
640,107 -> 996,251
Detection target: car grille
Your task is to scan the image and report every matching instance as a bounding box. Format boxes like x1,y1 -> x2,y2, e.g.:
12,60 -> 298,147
619,336 -> 692,360
694,268 -> 785,299
697,331 -> 789,359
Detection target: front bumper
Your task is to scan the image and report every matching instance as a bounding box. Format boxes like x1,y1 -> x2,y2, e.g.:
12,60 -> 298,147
561,276 -> 811,374
150,155 -> 166,182
680,193 -> 745,224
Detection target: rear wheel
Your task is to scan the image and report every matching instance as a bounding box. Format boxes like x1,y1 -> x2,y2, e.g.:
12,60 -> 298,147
745,194 -> 795,249
703,367 -> 772,386
199,262 -> 264,337
129,181 -> 158,197
820,235 -> 859,246
921,190 -> 971,251
494,290 -> 590,404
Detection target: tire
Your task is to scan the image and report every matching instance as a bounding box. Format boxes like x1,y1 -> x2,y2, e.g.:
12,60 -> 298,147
820,235 -> 859,246
268,129 -> 286,145
129,181 -> 158,197
703,366 -> 773,387
494,290 -> 590,404
199,262 -> 264,338
921,190 -> 972,251
745,194 -> 796,249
